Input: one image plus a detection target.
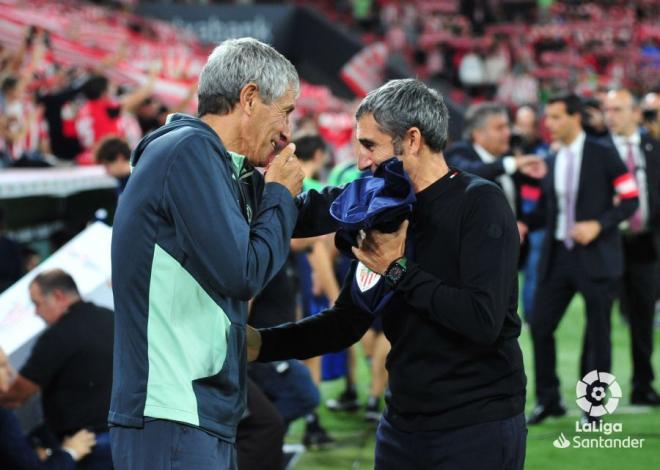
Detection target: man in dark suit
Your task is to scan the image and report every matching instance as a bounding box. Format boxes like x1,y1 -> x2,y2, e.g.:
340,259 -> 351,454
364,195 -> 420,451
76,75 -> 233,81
604,88 -> 660,405
445,102 -> 545,230
523,93 -> 640,425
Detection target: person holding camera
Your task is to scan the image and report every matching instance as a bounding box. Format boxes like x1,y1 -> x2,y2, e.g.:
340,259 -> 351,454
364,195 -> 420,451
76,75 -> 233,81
642,92 -> 660,141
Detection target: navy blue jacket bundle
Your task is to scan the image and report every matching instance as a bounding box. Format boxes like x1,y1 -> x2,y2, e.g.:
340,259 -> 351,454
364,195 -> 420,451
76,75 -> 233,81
330,158 -> 416,315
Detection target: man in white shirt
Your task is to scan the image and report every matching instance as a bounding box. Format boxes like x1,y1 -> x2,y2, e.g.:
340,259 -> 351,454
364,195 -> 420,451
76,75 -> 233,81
523,92 -> 639,426
604,88 -> 660,406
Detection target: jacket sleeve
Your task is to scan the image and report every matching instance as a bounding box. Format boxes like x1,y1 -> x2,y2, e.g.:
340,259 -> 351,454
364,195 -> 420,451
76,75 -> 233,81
293,185 -> 343,238
162,135 -> 298,300
522,175 -> 550,231
0,409 -> 75,470
257,263 -> 374,361
395,187 -> 519,345
446,148 -> 507,180
597,146 -> 640,232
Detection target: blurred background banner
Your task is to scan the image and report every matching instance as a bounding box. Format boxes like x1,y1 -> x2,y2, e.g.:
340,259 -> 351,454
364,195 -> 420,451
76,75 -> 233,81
136,2 -> 296,49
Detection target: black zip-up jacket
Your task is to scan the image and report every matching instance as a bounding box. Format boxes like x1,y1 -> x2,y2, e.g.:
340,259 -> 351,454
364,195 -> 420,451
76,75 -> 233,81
257,169 -> 527,432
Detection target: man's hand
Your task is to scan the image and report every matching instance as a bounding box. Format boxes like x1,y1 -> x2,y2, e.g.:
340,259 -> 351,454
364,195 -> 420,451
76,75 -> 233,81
516,155 -> 547,179
571,220 -> 602,246
62,429 -> 96,462
352,220 -> 409,274
517,221 -> 528,244
265,143 -> 304,197
247,325 -> 262,362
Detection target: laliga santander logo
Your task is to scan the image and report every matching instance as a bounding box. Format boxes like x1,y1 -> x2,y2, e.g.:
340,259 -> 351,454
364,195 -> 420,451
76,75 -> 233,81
576,370 -> 622,417
552,371 -> 644,449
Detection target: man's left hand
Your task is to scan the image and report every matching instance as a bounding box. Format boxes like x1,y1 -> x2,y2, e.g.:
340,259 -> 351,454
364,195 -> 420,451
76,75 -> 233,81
246,326 -> 262,362
352,220 -> 409,274
571,220 -> 602,246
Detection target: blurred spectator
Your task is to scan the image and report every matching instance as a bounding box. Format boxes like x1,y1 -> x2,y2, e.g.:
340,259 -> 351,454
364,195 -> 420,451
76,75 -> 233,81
21,246 -> 41,273
484,39 -> 510,87
360,326 -> 389,423
0,270 -> 114,469
236,380 -> 286,470
446,102 -> 545,217
0,348 -> 96,469
0,75 -> 50,165
0,207 -> 23,293
73,72 -> 154,165
325,152 -> 369,417
73,75 -> 122,164
35,67 -> 86,161
135,84 -> 196,136
94,137 -> 132,195
248,256 -> 320,425
496,64 -> 539,108
458,48 -> 486,94
642,91 -> 660,140
296,135 -> 329,191
513,105 -> 550,157
246,255 -> 321,462
292,134 -> 338,448
581,96 -> 609,139
513,105 -> 549,323
603,89 -> 660,406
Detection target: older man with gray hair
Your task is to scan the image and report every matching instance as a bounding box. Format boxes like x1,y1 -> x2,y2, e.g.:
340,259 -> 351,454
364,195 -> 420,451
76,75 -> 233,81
248,79 -> 528,469
109,38 -> 339,468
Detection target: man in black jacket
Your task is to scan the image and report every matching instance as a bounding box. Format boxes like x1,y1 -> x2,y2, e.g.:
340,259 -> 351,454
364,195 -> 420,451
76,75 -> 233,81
604,89 -> 660,405
248,79 -> 527,470
0,269 -> 114,468
523,93 -> 640,425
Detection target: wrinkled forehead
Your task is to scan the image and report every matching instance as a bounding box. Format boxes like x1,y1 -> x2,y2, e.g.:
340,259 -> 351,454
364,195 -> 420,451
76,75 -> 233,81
269,87 -> 297,110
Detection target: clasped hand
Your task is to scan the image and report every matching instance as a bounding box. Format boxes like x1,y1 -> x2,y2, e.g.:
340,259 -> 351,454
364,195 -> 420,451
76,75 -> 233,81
351,220 -> 409,275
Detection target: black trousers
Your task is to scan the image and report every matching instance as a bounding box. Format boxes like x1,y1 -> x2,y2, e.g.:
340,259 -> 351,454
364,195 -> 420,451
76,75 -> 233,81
620,233 -> 657,390
236,379 -> 285,470
531,242 -> 618,405
375,413 -> 527,470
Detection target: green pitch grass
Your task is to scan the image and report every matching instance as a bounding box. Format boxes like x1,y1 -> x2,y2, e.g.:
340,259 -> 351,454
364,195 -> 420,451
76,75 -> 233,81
285,295 -> 660,469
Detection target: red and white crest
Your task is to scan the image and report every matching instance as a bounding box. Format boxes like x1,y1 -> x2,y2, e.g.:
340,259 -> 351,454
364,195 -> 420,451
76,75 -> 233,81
356,262 -> 381,292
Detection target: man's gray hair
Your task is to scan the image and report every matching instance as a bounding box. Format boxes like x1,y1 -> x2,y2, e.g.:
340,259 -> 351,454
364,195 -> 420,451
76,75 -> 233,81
197,37 -> 299,117
355,79 -> 449,153
463,102 -> 508,141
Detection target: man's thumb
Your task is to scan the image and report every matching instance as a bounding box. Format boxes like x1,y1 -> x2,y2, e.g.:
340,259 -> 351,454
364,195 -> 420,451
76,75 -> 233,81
276,143 -> 296,160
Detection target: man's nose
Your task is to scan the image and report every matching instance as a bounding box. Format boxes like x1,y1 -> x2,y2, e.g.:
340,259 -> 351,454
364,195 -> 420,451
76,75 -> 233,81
357,153 -> 373,171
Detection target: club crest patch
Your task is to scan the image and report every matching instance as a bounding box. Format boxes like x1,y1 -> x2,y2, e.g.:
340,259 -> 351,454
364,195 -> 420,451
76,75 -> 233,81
356,262 -> 381,292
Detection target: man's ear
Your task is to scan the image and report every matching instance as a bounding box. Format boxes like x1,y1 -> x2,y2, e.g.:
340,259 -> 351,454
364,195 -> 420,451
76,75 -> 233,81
239,83 -> 259,116
51,289 -> 68,305
407,127 -> 422,155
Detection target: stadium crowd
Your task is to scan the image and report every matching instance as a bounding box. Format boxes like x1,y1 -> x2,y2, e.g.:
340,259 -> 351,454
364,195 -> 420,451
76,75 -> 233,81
1,0 -> 659,469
